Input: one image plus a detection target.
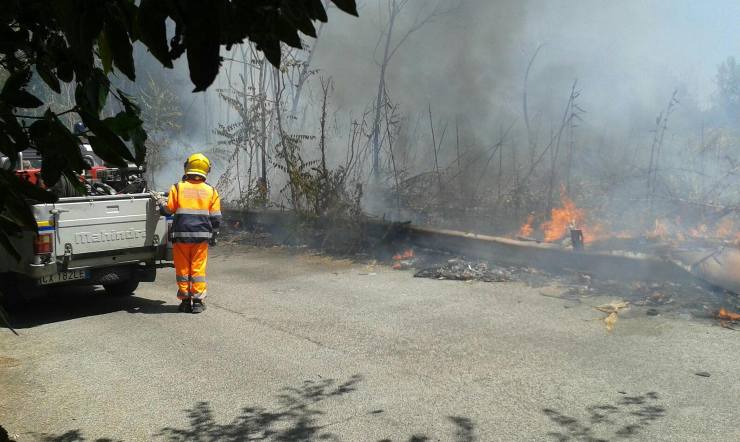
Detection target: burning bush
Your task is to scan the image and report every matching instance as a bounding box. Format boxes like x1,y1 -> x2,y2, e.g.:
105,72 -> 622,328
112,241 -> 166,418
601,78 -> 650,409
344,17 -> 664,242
517,190 -> 605,244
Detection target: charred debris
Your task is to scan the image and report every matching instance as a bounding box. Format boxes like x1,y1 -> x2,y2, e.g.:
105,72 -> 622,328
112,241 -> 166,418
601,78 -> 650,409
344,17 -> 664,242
220,209 -> 740,329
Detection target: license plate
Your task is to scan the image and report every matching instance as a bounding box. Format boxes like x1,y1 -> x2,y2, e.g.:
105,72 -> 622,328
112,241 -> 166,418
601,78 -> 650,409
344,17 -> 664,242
39,270 -> 90,285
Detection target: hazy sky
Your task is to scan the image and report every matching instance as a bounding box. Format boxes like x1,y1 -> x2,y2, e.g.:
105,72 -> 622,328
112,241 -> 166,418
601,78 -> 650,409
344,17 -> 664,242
153,0 -> 739,173
523,0 -> 740,105
314,0 -> 739,118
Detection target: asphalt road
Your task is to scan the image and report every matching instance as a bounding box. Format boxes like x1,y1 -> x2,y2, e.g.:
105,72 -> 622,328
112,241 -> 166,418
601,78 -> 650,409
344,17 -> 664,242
2,244 -> 739,441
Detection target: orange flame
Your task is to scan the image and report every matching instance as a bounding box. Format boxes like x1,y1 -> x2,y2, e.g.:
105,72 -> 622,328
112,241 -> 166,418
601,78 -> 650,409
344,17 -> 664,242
652,217 -> 738,242
650,218 -> 668,239
715,218 -> 734,238
541,194 -> 586,242
392,249 -> 415,261
688,223 -> 708,239
614,231 -> 633,239
583,223 -> 608,244
718,308 -> 740,321
392,248 -> 415,270
516,191 -> 605,244
518,215 -> 534,237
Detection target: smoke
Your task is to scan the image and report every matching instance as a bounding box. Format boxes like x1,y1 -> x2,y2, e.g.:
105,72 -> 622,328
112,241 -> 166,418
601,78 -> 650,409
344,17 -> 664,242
131,0 -> 739,230
314,0 -> 737,134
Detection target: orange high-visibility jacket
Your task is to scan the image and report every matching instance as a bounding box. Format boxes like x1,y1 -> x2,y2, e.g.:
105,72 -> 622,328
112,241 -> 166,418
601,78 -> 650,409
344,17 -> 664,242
167,179 -> 222,243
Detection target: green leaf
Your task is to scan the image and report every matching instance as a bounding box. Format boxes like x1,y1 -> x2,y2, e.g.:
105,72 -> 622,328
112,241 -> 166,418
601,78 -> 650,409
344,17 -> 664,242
28,118 -> 52,143
259,39 -> 282,69
5,90 -> 43,109
130,125 -> 147,164
103,112 -> 140,135
117,0 -> 140,40
276,17 -> 304,49
0,69 -> 42,108
116,88 -> 142,115
56,58 -> 75,83
281,5 -> 317,39
82,112 -> 135,164
27,120 -> 56,180
182,2 -> 221,92
53,0 -> 104,80
0,109 -> 30,152
309,0 -> 328,22
39,152 -> 63,186
49,113 -> 86,172
330,0 -> 359,16
27,110 -> 84,188
0,132 -> 15,158
46,34 -> 75,82
87,135 -> 128,167
98,31 -> 113,74
2,187 -> 40,230
75,70 -> 110,116
138,0 -> 173,68
36,60 -> 61,94
109,90 -> 147,164
0,69 -> 30,97
104,4 -> 136,80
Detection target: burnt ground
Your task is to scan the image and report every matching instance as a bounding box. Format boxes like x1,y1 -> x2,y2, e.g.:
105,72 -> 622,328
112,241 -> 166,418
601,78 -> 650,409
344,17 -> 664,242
2,242 -> 739,441
409,249 -> 740,326
222,227 -> 740,328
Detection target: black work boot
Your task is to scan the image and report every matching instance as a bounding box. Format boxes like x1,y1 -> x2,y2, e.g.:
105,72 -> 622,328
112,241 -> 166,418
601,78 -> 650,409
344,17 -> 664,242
178,298 -> 192,313
191,300 -> 206,314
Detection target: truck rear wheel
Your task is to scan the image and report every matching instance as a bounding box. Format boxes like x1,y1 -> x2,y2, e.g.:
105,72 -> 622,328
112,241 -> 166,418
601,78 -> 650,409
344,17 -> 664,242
103,278 -> 140,296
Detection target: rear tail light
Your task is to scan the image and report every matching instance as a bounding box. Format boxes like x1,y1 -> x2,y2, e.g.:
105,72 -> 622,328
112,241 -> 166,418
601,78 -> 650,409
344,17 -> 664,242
34,233 -> 53,255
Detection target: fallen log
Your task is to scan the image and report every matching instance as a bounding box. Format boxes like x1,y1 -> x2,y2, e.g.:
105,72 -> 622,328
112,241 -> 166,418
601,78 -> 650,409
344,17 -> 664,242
669,246 -> 740,294
223,208 -> 739,293
406,226 -> 698,285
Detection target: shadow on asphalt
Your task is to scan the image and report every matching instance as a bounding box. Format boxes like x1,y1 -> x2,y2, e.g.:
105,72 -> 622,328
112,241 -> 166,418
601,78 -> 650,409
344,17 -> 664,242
30,430 -> 120,442
3,286 -> 178,330
542,391 -> 666,441
379,416 -> 477,442
31,375 -> 478,441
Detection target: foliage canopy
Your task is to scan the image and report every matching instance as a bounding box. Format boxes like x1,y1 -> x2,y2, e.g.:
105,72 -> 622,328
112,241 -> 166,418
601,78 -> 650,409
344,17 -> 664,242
0,0 -> 357,257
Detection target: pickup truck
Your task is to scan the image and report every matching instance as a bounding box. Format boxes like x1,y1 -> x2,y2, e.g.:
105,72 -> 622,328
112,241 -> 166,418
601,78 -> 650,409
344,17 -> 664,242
0,193 -> 172,306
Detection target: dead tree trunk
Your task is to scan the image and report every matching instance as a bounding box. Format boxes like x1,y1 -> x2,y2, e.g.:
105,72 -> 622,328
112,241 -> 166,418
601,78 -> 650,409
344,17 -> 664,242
371,3 -> 397,179
455,118 -> 463,195
291,22 -> 325,121
647,89 -> 679,213
370,0 -> 452,180
523,44 -> 544,168
546,80 -> 579,213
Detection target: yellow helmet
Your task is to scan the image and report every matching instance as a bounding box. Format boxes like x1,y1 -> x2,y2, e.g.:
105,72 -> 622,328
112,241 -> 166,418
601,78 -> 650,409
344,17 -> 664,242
183,153 -> 211,178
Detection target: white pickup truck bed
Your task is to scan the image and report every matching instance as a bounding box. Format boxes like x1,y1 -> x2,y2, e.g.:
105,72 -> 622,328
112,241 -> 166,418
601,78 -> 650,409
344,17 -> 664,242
0,193 -> 171,304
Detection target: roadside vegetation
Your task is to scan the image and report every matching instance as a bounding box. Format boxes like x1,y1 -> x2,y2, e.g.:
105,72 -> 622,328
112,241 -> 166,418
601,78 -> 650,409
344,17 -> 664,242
0,0 -> 358,258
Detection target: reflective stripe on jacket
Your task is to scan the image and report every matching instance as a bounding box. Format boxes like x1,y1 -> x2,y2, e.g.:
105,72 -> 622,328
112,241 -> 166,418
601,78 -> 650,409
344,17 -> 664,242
167,178 -> 222,243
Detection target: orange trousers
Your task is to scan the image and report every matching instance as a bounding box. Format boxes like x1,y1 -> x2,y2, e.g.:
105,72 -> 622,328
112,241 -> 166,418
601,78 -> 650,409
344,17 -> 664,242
173,242 -> 209,300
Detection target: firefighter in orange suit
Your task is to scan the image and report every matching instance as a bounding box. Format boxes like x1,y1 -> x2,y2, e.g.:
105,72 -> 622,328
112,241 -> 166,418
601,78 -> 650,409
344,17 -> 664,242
151,153 -> 221,313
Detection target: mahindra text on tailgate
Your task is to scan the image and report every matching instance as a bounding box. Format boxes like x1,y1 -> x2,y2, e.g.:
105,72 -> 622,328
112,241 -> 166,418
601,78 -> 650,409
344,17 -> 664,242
45,197 -> 157,254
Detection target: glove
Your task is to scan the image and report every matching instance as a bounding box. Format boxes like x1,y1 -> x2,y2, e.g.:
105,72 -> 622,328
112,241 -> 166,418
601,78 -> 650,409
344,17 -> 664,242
149,190 -> 166,207
209,231 -> 219,246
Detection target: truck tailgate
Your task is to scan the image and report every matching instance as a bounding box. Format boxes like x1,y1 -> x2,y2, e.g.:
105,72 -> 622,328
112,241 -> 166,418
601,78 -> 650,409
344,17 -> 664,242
33,193 -> 167,256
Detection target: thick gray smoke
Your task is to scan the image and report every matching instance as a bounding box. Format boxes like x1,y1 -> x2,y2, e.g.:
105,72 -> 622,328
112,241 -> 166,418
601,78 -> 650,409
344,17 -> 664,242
314,0 -> 737,150
134,0 -> 739,233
